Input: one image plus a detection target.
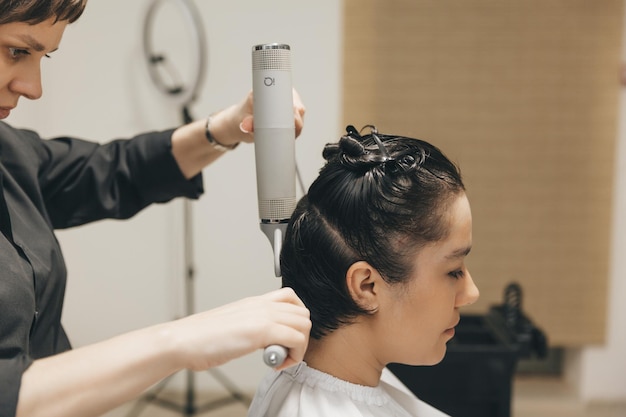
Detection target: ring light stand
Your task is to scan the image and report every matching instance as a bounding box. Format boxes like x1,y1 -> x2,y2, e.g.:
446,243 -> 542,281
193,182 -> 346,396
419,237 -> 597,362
125,1 -> 251,415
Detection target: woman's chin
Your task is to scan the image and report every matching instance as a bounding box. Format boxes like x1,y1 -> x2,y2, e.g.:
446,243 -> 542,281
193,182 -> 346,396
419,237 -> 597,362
397,347 -> 447,367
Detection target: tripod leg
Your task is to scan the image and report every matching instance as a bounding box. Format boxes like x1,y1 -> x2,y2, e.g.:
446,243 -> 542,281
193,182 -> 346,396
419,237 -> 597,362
183,368 -> 196,416
207,368 -> 252,406
124,374 -> 173,417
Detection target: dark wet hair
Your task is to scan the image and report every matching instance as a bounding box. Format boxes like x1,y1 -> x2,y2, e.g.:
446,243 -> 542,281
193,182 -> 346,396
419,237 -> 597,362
281,125 -> 465,339
0,0 -> 87,24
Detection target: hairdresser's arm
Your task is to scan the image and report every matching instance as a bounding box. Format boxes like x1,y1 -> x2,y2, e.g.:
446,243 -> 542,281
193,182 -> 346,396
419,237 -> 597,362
16,288 -> 310,417
171,90 -> 305,179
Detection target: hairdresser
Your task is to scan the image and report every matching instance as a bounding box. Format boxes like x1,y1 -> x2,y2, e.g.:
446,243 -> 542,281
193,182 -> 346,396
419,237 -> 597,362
0,2 -> 310,417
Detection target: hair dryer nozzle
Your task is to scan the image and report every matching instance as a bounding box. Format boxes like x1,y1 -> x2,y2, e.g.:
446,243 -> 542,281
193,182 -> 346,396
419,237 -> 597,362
260,222 -> 288,277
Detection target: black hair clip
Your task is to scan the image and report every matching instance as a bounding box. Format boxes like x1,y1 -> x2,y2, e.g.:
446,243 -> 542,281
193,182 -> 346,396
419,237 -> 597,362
360,125 -> 390,161
344,125 -> 362,140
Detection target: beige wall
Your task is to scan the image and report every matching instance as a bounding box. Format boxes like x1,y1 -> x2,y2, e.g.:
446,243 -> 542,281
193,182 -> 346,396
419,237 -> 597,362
344,0 -> 623,347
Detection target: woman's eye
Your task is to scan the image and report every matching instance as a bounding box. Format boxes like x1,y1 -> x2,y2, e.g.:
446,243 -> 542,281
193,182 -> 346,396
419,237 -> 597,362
9,48 -> 30,59
448,269 -> 465,280
7,48 -> 50,61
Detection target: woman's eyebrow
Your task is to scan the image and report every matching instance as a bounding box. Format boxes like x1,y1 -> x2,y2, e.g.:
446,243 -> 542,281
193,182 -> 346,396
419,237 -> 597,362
445,245 -> 472,260
17,34 -> 46,52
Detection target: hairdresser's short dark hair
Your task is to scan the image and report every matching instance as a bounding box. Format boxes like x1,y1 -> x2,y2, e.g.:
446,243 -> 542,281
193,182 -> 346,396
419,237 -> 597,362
281,126 -> 465,339
0,0 -> 87,25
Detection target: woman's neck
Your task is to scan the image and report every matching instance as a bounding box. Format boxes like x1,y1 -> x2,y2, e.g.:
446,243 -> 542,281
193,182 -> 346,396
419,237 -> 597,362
303,324 -> 384,387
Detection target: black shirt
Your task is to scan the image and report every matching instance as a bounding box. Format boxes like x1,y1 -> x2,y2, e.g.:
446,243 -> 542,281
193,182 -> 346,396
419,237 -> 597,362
0,121 -> 203,416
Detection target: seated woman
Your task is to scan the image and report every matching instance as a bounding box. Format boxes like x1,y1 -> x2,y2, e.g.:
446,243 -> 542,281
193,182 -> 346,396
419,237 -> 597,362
247,125 -> 480,417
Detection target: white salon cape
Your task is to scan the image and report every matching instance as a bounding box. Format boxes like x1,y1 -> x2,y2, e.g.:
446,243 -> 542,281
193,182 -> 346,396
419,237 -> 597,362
247,362 -> 450,417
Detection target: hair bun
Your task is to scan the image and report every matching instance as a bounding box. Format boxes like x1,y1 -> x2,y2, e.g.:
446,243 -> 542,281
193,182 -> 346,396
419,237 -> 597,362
322,143 -> 340,161
322,135 -> 367,162
339,136 -> 367,157
390,154 -> 417,173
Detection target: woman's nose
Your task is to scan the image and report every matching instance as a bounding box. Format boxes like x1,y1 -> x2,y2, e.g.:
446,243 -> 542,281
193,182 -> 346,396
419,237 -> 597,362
10,66 -> 43,100
457,270 -> 480,307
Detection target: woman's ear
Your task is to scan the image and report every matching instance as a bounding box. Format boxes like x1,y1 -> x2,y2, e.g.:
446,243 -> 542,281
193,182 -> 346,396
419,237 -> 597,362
346,261 -> 382,312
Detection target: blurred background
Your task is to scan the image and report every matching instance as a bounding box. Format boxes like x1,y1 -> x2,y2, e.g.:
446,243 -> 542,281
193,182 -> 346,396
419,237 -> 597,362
7,0 -> 626,415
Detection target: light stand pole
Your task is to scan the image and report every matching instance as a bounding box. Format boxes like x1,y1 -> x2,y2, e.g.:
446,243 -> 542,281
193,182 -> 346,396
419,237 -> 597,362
125,188 -> 251,417
124,0 -> 251,415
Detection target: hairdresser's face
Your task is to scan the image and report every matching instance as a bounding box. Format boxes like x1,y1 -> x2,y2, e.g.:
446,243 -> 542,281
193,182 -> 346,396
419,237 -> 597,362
375,193 -> 479,366
0,18 -> 67,119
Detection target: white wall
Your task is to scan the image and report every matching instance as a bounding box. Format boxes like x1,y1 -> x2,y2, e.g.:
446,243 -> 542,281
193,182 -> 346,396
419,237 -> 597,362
7,0 -> 626,403
8,0 -> 342,392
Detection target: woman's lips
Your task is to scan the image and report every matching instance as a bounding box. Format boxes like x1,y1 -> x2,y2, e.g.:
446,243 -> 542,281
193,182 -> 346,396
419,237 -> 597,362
0,107 -> 12,119
444,318 -> 460,337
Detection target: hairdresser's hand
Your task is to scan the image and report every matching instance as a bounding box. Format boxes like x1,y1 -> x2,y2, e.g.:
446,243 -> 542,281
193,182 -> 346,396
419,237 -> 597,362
166,287 -> 310,371
171,89 -> 304,179
210,89 -> 306,147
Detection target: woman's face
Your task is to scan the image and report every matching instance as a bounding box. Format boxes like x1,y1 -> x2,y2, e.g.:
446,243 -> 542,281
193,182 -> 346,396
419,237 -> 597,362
0,18 -> 67,119
374,192 -> 479,366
